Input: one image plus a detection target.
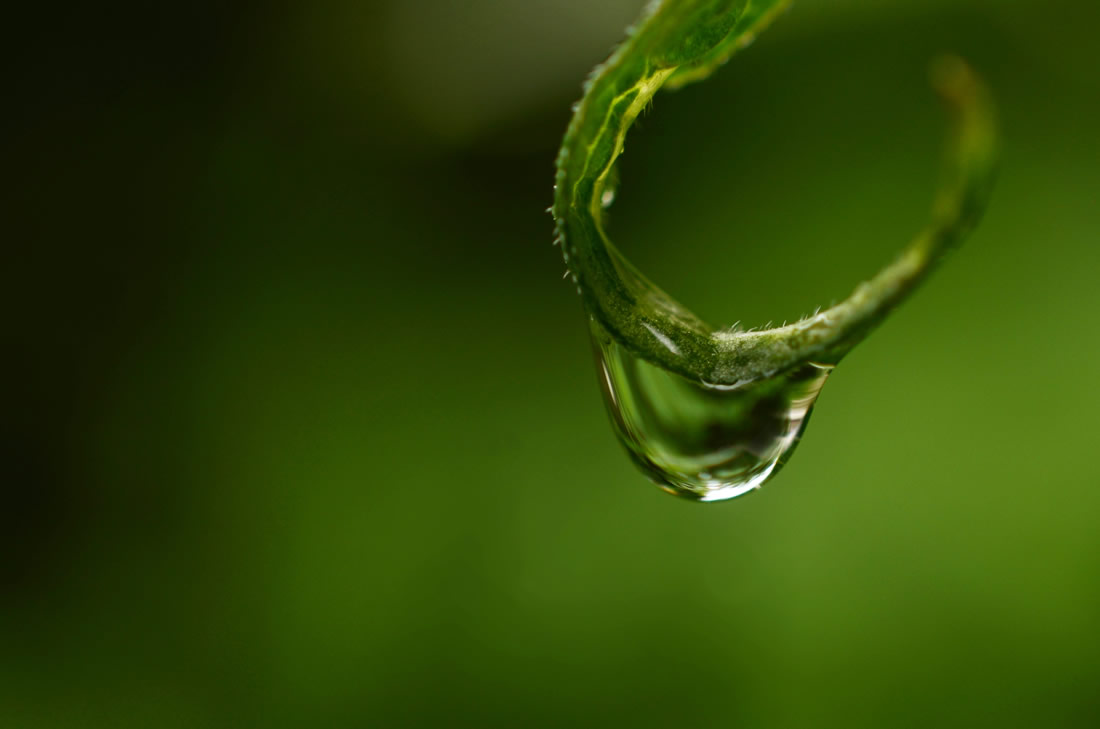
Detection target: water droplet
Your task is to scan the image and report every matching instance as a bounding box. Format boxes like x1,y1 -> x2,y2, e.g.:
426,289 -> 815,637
600,164 -> 620,209
590,320 -> 832,502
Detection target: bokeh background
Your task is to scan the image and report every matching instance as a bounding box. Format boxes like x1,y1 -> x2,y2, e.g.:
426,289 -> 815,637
6,0 -> 1100,726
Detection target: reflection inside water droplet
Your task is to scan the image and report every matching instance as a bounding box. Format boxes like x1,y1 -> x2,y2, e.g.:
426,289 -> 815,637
590,320 -> 832,502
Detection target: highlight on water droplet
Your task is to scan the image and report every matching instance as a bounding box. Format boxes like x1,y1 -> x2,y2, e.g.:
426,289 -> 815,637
590,319 -> 832,502
600,163 -> 620,209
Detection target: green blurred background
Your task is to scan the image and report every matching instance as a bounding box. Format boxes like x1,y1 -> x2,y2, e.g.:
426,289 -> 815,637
5,0 -> 1100,726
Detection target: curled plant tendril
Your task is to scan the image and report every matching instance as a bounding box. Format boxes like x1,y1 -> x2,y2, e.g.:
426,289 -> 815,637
551,0 -> 998,388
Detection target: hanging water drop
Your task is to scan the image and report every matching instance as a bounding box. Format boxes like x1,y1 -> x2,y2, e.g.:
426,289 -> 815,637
600,163 -> 620,209
591,319 -> 832,502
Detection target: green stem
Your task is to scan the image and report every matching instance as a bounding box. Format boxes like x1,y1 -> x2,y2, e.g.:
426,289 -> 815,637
552,0 -> 998,386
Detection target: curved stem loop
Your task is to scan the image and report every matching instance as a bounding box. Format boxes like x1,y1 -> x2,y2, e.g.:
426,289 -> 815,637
552,0 -> 998,386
